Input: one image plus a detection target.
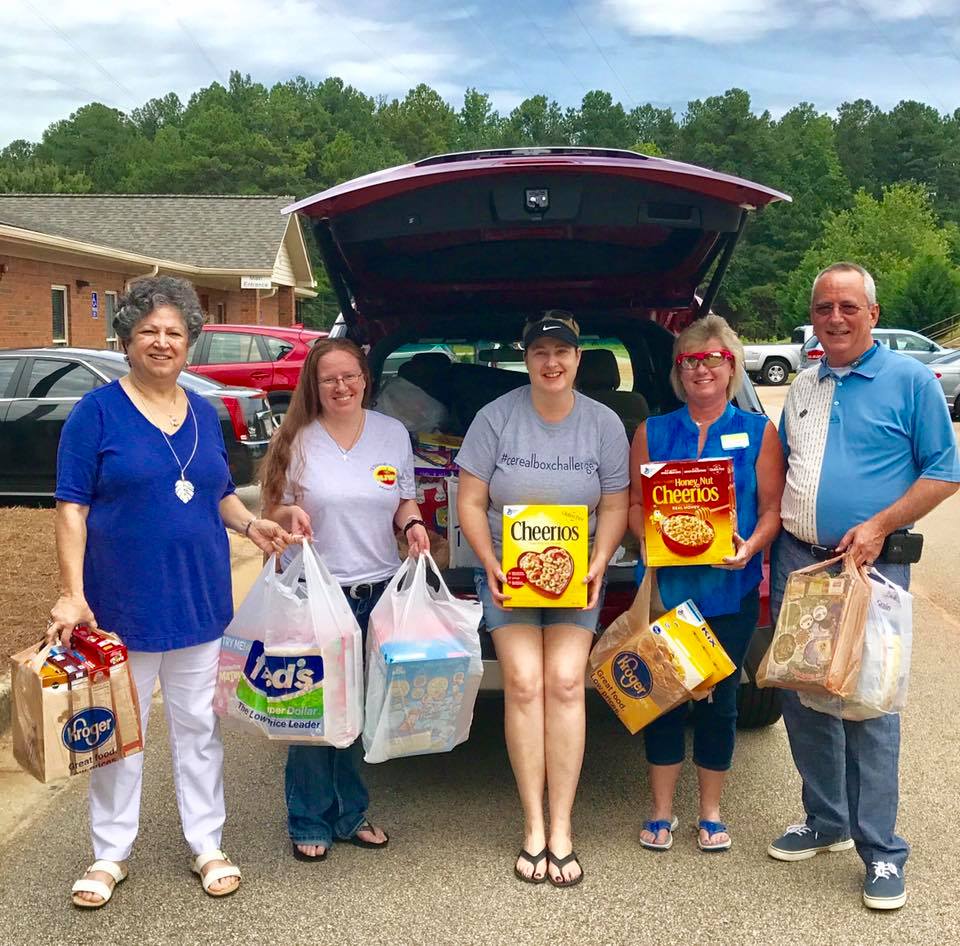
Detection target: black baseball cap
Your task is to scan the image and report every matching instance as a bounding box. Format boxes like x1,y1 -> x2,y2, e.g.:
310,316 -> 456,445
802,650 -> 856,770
522,316 -> 580,349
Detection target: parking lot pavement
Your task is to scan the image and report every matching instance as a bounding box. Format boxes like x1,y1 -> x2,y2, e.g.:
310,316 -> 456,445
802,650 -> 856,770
0,579 -> 957,945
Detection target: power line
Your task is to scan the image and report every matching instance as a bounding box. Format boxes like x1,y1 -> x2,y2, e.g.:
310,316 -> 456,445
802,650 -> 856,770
21,0 -> 138,108
467,12 -> 538,100
177,18 -> 226,86
845,0 -> 951,116
517,0 -> 592,102
565,1 -> 636,108
318,1 -> 421,92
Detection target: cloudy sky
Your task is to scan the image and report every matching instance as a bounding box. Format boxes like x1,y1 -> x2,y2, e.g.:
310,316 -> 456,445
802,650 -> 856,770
3,0 -> 960,147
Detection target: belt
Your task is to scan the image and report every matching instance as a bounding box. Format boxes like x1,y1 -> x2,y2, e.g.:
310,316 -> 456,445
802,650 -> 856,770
341,579 -> 388,600
783,531 -> 838,560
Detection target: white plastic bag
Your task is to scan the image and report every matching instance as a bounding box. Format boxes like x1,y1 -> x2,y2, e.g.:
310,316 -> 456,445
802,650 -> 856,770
799,569 -> 912,721
374,376 -> 448,433
215,541 -> 363,747
363,552 -> 483,763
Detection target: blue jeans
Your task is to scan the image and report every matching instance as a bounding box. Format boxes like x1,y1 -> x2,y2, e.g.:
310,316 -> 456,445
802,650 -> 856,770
772,532 -> 910,870
643,589 -> 760,771
285,581 -> 387,847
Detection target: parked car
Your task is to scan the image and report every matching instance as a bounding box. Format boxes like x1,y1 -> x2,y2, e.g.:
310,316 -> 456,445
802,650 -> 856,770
187,323 -> 327,419
802,327 -> 949,367
379,343 -> 456,379
930,348 -> 960,419
744,341 -> 801,386
0,348 -> 274,494
285,146 -> 791,727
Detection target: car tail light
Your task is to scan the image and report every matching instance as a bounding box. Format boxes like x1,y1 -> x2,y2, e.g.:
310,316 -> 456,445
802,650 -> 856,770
807,348 -> 824,360
221,396 -> 249,441
934,372 -> 942,379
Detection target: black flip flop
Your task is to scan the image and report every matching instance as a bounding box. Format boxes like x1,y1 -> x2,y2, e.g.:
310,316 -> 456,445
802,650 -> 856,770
514,847 -> 548,884
291,841 -> 328,862
344,820 -> 389,850
547,849 -> 584,888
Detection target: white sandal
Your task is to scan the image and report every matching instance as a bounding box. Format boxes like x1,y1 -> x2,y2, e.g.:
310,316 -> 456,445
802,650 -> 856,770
192,850 -> 241,897
71,860 -> 127,909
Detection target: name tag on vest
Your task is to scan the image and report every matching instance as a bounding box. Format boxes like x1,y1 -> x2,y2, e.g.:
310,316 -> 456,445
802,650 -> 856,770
720,432 -> 750,450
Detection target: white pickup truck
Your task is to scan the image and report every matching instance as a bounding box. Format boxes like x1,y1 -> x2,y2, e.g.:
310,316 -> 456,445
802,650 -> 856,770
743,325 -> 813,385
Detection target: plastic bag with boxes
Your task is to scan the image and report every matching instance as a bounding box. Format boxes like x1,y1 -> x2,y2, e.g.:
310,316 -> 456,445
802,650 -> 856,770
363,552 -> 483,763
798,569 -> 913,720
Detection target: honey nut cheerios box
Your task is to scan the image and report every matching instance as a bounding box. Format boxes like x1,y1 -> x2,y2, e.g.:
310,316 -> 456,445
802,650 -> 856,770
590,599 -> 736,734
639,458 -> 736,567
501,505 -> 588,609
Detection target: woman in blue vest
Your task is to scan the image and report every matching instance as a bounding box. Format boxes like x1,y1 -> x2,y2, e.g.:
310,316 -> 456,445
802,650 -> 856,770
628,314 -> 785,852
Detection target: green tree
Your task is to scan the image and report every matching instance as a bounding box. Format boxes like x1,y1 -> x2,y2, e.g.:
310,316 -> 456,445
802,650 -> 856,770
35,103 -> 139,191
569,90 -> 633,147
456,88 -> 504,150
0,161 -> 91,193
378,84 -> 457,161
629,104 -> 678,155
779,183 -> 957,326
885,254 -> 960,330
131,93 -> 184,139
503,95 -> 569,146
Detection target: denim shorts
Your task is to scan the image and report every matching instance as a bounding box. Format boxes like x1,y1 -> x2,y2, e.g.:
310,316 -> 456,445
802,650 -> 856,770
473,569 -> 607,634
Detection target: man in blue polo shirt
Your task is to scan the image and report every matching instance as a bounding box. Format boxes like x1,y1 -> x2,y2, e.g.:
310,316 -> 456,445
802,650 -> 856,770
766,262 -> 959,911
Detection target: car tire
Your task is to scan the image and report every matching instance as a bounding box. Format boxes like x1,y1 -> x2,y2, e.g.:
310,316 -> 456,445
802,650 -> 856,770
761,358 -> 790,386
736,681 -> 782,728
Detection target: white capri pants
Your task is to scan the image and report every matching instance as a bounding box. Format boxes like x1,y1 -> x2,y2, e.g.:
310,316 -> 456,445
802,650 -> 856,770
89,638 -> 225,862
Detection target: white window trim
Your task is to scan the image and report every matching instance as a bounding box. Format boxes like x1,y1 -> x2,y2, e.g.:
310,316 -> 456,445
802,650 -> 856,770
105,290 -> 119,343
51,285 -> 69,346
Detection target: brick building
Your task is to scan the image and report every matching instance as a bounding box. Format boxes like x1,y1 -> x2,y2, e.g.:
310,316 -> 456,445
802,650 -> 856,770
0,194 -> 316,349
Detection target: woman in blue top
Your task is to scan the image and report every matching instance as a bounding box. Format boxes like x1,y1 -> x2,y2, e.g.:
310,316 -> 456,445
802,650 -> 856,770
628,314 -> 785,853
48,276 -> 291,909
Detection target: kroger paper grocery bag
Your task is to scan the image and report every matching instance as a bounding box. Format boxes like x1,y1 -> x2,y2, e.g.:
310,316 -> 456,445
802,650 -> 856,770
11,641 -> 143,783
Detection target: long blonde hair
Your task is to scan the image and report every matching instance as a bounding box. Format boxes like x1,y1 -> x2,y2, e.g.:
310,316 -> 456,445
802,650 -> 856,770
259,338 -> 371,507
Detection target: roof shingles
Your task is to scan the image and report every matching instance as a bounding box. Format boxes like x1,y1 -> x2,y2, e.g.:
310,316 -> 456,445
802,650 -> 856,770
0,194 -> 295,270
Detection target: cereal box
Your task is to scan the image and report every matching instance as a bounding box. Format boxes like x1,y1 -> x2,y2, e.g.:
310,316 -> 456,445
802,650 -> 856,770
590,599 -> 735,734
639,459 -> 735,567
415,471 -> 451,538
413,432 -> 462,471
371,640 -> 471,759
502,505 -> 588,609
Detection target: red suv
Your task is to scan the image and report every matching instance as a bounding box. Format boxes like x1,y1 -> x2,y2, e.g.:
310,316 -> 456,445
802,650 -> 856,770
187,323 -> 327,418
284,147 -> 790,727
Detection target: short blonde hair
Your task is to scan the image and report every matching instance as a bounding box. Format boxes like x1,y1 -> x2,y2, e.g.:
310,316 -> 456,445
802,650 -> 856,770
669,313 -> 745,402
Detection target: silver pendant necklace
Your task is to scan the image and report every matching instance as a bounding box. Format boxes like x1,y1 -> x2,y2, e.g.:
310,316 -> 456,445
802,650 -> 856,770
159,400 -> 199,502
320,412 -> 365,461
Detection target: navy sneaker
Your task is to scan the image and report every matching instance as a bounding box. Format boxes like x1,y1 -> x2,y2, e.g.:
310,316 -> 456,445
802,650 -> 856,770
767,823 -> 855,861
863,861 -> 906,910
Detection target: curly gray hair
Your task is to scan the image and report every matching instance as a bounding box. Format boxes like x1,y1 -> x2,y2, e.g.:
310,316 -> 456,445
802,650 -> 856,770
113,276 -> 206,344
669,313 -> 746,402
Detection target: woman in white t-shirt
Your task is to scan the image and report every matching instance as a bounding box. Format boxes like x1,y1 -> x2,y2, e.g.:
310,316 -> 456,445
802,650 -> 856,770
260,338 -> 430,861
456,314 -> 630,887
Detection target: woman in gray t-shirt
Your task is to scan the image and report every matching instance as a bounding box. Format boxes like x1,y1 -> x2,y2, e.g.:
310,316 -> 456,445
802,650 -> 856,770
456,314 -> 629,887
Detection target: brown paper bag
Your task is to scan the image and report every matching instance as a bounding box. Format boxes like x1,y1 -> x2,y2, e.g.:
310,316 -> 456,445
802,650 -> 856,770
10,641 -> 144,783
757,554 -> 870,696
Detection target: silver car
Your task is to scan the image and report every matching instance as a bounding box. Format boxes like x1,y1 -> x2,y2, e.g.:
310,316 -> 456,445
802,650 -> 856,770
930,349 -> 960,419
802,328 -> 950,367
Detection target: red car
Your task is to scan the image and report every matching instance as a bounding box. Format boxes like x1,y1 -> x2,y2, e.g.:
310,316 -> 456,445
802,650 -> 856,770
187,323 -> 327,419
285,147 -> 790,727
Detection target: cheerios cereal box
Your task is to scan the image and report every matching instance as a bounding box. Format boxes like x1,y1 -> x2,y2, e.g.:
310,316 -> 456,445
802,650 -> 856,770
502,505 -> 588,609
590,600 -> 734,733
639,459 -> 735,567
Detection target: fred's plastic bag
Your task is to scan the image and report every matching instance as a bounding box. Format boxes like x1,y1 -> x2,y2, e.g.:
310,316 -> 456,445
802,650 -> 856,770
215,540 -> 363,747
799,569 -> 913,720
363,552 -> 482,763
757,554 -> 870,696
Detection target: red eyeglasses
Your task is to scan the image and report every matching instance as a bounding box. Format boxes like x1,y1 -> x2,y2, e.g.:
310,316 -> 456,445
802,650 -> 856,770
675,349 -> 735,371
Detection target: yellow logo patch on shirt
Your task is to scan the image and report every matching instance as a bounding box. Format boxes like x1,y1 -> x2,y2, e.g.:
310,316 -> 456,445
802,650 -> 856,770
372,464 -> 398,487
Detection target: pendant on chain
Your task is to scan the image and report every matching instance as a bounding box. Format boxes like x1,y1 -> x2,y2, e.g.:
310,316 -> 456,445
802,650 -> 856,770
175,478 -> 195,503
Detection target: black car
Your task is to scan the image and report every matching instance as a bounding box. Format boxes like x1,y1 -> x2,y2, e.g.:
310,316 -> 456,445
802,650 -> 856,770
0,348 -> 274,494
